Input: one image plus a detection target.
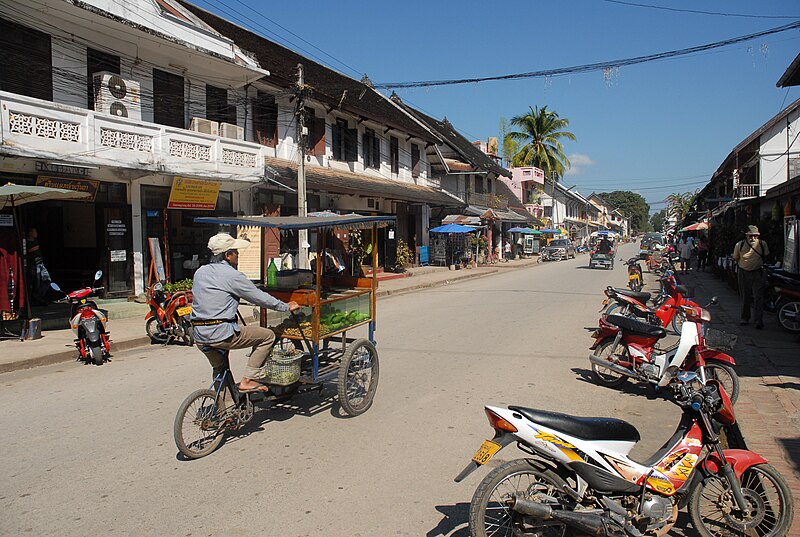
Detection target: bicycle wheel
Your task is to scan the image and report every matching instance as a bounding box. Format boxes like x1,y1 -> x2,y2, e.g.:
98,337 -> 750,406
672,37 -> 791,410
174,389 -> 227,459
777,301 -> 800,333
590,339 -> 630,387
689,463 -> 793,537
337,339 -> 379,416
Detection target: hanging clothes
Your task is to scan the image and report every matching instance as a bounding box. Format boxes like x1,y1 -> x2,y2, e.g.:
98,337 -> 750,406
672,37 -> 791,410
0,230 -> 25,316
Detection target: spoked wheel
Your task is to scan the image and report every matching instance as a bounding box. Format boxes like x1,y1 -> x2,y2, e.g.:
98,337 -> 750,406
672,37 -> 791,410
671,309 -> 687,334
689,463 -> 793,537
697,362 -> 740,404
590,339 -> 630,387
146,317 -> 168,344
777,301 -> 800,333
337,339 -> 379,416
174,389 -> 227,459
469,459 -> 571,537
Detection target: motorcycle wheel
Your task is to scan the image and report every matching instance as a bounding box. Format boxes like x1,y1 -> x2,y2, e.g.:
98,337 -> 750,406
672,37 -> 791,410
688,463 -> 793,537
590,339 -> 629,387
469,459 -> 572,537
777,301 -> 800,333
178,315 -> 195,346
146,317 -> 169,344
90,344 -> 104,366
696,362 -> 739,404
671,309 -> 686,334
174,389 -> 226,460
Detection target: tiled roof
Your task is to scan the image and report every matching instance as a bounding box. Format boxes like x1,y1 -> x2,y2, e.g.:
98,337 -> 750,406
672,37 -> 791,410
177,1 -> 438,144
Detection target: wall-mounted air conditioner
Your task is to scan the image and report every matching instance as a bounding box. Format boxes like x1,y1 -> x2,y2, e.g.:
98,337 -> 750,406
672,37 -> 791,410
220,122 -> 243,140
189,117 -> 219,136
93,71 -> 141,120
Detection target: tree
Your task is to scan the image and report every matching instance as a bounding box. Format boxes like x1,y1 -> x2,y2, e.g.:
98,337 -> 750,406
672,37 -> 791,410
650,209 -> 666,232
598,191 -> 651,232
498,117 -> 518,169
666,190 -> 698,226
505,106 -> 576,178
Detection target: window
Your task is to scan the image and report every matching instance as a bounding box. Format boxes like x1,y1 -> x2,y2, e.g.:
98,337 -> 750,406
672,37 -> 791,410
87,48 -> 120,110
332,118 -> 357,162
253,91 -> 277,147
206,85 -> 236,125
390,136 -> 399,174
152,68 -> 184,128
363,129 -> 380,169
0,18 -> 52,101
306,108 -> 326,156
487,178 -> 493,193
411,144 -> 420,177
475,175 -> 484,194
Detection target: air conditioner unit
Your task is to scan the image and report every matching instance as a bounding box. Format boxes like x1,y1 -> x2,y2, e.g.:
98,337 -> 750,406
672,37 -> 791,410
219,122 -> 243,140
93,71 -> 141,120
189,117 -> 219,136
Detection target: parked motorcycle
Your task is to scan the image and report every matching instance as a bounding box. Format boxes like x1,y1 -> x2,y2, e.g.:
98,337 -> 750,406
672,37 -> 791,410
765,265 -> 800,333
624,256 -> 643,291
588,300 -> 740,403
51,270 -> 111,365
456,372 -> 793,537
145,281 -> 194,345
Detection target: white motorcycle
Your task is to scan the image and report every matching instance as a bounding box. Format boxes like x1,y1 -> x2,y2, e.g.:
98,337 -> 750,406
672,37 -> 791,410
456,372 -> 793,537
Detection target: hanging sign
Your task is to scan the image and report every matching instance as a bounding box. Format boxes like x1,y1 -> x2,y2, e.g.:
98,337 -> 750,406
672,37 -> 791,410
235,225 -> 262,280
36,176 -> 99,202
167,177 -> 221,210
0,214 -> 13,227
110,250 -> 127,262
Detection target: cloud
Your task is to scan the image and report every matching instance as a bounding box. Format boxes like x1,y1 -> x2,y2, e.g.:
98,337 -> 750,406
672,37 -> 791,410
565,153 -> 595,176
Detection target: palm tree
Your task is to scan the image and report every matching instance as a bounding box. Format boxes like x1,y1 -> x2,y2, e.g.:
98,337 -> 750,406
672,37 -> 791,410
506,106 -> 576,178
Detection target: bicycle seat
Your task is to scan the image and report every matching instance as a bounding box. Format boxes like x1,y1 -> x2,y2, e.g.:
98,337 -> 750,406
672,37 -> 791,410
200,345 -> 230,356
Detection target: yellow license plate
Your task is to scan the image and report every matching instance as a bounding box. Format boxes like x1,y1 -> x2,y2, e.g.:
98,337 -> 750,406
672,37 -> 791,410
176,305 -> 192,316
628,274 -> 638,280
472,439 -> 502,465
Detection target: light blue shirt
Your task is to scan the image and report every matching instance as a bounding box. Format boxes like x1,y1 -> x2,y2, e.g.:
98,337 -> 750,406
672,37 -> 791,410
190,261 -> 289,344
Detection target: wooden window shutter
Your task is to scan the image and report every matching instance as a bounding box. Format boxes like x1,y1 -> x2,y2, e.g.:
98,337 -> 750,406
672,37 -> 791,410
310,117 -> 326,155
345,127 -> 358,162
253,92 -> 278,147
411,144 -> 420,178
390,136 -> 399,174
372,135 -> 380,169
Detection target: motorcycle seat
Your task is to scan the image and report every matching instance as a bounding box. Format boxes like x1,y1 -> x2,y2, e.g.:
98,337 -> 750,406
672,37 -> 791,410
606,314 -> 667,339
509,406 -> 641,443
675,284 -> 693,297
613,288 -> 651,303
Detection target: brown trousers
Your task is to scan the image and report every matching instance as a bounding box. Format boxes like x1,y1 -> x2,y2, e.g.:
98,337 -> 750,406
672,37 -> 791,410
200,325 -> 277,380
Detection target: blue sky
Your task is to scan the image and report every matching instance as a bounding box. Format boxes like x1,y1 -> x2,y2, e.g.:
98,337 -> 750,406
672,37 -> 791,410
195,0 -> 800,213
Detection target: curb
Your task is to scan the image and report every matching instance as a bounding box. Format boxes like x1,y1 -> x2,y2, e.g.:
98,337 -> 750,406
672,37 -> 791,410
377,269 -> 500,299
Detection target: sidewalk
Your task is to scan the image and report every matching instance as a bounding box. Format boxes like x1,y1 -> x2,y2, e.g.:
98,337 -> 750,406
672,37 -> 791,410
659,267 -> 800,533
0,255 -> 546,374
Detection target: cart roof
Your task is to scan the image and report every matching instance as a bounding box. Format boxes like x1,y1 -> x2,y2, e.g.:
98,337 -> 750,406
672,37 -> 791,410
194,214 -> 396,231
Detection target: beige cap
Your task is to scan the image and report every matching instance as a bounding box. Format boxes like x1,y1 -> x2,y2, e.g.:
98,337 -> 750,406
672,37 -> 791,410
207,233 -> 251,255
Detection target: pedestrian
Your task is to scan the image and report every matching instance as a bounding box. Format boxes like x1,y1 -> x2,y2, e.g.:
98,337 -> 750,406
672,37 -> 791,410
25,227 -> 52,305
733,225 -> 769,329
697,235 -> 709,272
503,240 -> 512,260
677,235 -> 694,274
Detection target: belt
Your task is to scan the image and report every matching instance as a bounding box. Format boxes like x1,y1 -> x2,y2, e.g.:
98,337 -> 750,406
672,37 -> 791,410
191,318 -> 237,326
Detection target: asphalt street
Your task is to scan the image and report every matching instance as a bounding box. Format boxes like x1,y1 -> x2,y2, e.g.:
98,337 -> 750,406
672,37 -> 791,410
2,243 -> 688,537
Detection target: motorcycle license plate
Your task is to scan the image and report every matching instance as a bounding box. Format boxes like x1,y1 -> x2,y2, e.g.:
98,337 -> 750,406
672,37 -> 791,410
176,305 -> 192,316
628,274 -> 638,280
472,439 -> 502,465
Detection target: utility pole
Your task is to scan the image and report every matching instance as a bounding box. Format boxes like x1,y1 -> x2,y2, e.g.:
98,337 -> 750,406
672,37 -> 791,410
296,63 -> 309,269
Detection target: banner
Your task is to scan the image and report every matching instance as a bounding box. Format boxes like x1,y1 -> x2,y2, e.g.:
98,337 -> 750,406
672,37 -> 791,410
167,177 -> 221,210
36,176 -> 99,202
236,225 -> 262,280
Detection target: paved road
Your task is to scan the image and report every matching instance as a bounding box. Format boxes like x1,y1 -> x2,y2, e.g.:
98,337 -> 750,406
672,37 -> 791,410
2,243 -> 687,536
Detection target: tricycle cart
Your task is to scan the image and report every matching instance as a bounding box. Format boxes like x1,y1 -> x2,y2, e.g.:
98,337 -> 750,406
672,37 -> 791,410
173,214 -> 393,459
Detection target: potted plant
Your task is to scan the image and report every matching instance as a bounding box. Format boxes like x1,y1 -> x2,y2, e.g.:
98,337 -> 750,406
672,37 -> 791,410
348,230 -> 372,277
390,239 -> 412,273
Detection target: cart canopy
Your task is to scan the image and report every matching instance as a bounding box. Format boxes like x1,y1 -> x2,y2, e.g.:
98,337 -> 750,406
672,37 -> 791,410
429,223 -> 476,234
194,214 -> 395,231
507,227 -> 541,234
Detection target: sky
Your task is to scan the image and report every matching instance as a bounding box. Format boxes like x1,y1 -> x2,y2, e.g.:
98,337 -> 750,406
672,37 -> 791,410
193,0 -> 800,214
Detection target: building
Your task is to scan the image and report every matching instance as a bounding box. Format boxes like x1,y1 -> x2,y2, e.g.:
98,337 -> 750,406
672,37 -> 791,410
588,193 -> 628,238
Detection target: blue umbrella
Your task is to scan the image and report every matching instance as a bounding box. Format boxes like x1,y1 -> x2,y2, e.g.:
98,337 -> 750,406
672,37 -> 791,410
430,223 -> 475,234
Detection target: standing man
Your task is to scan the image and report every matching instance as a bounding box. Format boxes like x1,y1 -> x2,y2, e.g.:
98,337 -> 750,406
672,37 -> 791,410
192,232 -> 300,392
26,227 -> 52,305
677,235 -> 694,275
733,225 -> 769,329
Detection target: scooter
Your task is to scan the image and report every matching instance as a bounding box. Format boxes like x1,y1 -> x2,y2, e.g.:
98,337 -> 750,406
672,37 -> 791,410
456,372 -> 793,537
587,300 -> 740,402
624,256 -> 644,291
144,281 -> 194,345
52,270 -> 111,366
765,266 -> 800,333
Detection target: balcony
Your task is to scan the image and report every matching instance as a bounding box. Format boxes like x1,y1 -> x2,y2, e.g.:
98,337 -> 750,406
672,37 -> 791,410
466,191 -> 508,209
736,183 -> 759,199
0,92 -> 264,180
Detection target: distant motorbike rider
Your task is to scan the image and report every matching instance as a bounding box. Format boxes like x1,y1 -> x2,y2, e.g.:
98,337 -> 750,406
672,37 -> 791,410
191,233 -> 300,393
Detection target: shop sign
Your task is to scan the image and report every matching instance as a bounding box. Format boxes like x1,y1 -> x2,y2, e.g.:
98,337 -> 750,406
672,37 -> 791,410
36,176 -> 99,202
110,250 -> 127,262
236,225 -> 262,281
167,177 -> 221,210
0,214 -> 13,227
106,220 -> 127,237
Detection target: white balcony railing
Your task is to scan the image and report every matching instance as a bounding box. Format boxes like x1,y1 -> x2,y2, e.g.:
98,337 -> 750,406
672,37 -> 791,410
736,184 -> 759,199
1,92 -> 264,180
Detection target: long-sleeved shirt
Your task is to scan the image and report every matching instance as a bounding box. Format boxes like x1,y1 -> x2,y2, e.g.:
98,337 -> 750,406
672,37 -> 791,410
190,261 -> 289,344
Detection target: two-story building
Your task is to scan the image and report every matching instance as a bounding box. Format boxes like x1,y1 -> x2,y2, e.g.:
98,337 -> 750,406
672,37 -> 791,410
588,193 -> 627,238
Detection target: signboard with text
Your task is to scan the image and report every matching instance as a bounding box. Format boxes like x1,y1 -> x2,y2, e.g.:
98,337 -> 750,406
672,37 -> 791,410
36,176 -> 99,202
236,225 -> 262,281
167,177 -> 221,210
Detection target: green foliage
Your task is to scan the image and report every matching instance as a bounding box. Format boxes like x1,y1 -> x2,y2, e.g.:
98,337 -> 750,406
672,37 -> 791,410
164,278 -> 192,294
395,238 -> 413,267
709,224 -> 740,262
505,106 -> 576,178
650,209 -> 667,232
667,190 -> 699,225
597,191 -> 650,232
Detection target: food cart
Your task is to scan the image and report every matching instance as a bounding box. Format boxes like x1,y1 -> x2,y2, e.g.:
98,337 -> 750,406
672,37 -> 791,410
186,214 -> 395,416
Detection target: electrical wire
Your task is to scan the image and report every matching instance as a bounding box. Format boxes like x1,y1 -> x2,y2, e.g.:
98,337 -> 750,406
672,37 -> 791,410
598,0 -> 800,20
378,20 -> 800,89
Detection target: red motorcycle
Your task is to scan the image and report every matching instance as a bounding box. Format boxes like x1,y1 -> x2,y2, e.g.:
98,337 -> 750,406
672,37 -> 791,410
52,270 -> 111,365
144,282 -> 194,345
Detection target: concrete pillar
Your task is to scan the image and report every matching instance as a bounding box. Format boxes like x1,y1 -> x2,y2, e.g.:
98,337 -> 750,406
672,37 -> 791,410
130,179 -> 144,295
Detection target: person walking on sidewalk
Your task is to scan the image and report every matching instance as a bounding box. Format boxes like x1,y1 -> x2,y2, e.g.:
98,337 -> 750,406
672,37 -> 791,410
733,225 -> 769,330
696,235 -> 709,272
677,235 -> 694,274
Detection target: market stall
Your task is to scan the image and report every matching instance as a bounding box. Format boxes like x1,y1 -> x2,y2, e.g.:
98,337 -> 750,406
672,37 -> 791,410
429,223 -> 477,267
507,227 -> 542,256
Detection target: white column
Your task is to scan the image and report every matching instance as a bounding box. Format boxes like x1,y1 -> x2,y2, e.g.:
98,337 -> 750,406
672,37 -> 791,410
131,179 -> 144,296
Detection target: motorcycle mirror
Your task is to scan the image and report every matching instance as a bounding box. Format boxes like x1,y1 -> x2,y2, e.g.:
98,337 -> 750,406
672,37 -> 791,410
153,282 -> 163,292
94,270 -> 103,282
710,296 -> 719,305
50,282 -> 62,292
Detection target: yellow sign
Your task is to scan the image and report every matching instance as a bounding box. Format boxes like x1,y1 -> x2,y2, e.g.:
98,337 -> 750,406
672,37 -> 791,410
167,177 -> 221,210
36,176 -> 99,202
236,225 -> 262,281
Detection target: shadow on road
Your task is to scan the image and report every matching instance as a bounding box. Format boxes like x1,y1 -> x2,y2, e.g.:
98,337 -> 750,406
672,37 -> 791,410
427,503 -> 470,537
570,367 -> 658,400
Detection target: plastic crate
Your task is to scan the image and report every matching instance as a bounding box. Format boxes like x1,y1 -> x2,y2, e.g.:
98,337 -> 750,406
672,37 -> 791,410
704,328 -> 737,352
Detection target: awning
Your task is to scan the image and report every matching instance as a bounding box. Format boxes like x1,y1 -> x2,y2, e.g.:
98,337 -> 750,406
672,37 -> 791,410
442,214 -> 482,226
680,222 -> 710,232
507,227 -> 541,235
263,157 -> 465,208
464,205 -> 531,222
430,223 -> 476,234
194,214 -> 395,231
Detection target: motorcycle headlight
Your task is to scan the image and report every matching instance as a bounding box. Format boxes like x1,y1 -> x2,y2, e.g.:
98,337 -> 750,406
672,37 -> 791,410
700,308 -> 712,323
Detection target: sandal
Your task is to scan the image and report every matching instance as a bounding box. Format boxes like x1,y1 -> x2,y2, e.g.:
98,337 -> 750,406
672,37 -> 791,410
238,384 -> 269,393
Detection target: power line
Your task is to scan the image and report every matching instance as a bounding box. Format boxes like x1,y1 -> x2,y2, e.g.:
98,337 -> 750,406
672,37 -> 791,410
598,0 -> 800,20
378,20 -> 800,89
